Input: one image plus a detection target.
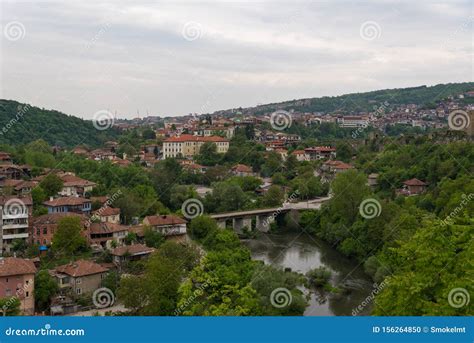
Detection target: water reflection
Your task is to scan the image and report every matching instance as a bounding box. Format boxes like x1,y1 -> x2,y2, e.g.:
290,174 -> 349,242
243,231 -> 374,316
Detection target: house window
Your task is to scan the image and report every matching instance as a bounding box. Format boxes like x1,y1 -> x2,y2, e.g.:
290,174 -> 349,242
76,288 -> 82,295
76,277 -> 81,284
43,227 -> 47,234
26,291 -> 29,298
5,289 -> 11,296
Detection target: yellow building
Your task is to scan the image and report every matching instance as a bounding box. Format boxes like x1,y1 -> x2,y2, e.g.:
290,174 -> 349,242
163,134 -> 229,158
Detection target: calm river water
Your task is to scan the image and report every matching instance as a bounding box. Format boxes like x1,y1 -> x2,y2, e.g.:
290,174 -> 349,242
243,231 -> 374,316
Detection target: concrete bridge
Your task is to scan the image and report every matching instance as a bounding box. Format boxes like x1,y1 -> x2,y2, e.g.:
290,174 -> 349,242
210,197 -> 330,233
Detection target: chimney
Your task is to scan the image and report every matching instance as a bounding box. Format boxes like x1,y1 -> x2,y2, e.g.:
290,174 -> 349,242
49,197 -> 53,201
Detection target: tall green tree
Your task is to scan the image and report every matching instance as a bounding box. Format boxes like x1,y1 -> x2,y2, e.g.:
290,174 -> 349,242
39,174 -> 64,197
52,216 -> 88,257
34,270 -> 59,312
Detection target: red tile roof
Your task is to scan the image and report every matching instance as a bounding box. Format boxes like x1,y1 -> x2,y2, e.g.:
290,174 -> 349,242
0,195 -> 33,206
164,134 -> 228,143
291,150 -> 306,155
93,207 -> 120,217
55,260 -> 108,277
89,222 -> 128,234
305,146 -> 336,152
111,244 -> 155,257
60,174 -> 96,187
144,214 -> 187,226
403,178 -> 427,186
33,212 -> 87,225
0,258 -> 36,277
43,196 -> 91,207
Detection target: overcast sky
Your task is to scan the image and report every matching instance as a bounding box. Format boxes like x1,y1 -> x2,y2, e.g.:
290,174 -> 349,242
0,0 -> 472,119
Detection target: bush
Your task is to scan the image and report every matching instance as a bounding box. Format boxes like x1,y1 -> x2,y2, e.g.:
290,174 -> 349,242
306,266 -> 332,287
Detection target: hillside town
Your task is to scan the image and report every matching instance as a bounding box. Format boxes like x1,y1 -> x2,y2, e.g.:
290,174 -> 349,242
0,86 -> 472,317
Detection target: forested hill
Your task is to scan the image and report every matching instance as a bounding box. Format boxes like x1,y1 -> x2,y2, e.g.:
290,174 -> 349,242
214,82 -> 474,116
0,100 -> 119,147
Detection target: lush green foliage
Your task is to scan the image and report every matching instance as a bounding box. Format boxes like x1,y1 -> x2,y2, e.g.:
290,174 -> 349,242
34,270 -> 59,312
0,100 -> 118,147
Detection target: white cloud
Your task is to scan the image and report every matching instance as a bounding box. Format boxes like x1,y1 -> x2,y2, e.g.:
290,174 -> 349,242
0,0 -> 472,118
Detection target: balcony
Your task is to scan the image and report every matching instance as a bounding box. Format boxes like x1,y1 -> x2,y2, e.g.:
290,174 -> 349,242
2,212 -> 29,220
2,232 -> 29,240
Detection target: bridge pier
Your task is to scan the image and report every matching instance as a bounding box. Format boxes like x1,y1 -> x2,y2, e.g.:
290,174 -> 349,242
256,214 -> 274,232
233,217 -> 252,234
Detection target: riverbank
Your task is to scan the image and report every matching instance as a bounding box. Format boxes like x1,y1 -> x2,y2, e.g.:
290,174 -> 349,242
242,231 -> 374,316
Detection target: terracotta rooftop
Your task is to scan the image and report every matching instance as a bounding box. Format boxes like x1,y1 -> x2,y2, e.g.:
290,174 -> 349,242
93,207 -> 120,217
60,174 -> 96,187
403,178 -> 427,186
44,196 -> 91,207
111,244 -> 155,257
164,134 -> 228,143
305,146 -> 336,152
33,212 -> 87,225
0,258 -> 36,277
0,195 -> 33,206
144,214 -> 187,226
333,161 -> 354,170
55,259 -> 109,277
89,222 -> 128,234
291,150 -> 306,155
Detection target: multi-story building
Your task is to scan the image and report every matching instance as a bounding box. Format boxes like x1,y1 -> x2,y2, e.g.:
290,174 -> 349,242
143,214 -> 187,236
162,134 -> 229,158
51,260 -> 109,297
336,116 -> 369,128
0,257 -> 36,315
0,196 -> 33,255
58,173 -> 96,197
32,213 -> 88,247
88,222 -> 129,247
304,146 -> 337,160
43,197 -> 92,215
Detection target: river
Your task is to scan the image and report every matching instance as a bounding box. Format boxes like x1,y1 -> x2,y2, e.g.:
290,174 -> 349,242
243,231 -> 374,316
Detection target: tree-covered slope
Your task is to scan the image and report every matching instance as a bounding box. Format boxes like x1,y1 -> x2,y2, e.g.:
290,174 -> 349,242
217,82 -> 474,115
0,99 -> 119,147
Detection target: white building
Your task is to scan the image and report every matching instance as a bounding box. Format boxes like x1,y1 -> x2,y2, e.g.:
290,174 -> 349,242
0,196 -> 32,255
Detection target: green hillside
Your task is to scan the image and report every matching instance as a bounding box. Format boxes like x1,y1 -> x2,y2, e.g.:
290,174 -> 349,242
222,82 -> 474,115
0,100 -> 119,147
